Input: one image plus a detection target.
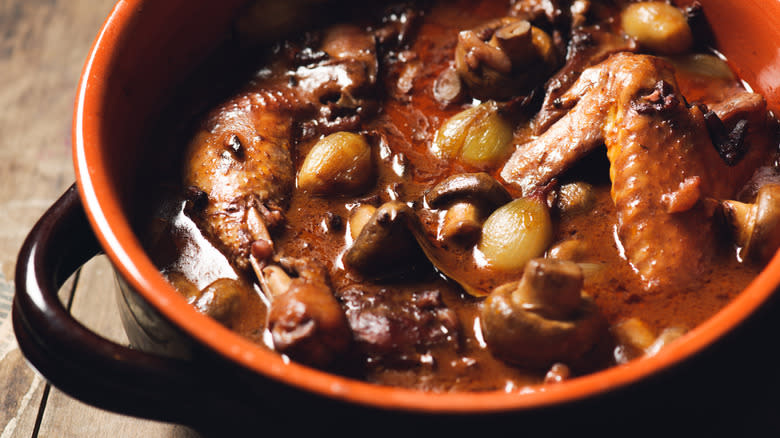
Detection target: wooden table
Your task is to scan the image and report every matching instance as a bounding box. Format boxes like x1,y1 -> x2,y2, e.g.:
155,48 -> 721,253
0,1 -> 200,436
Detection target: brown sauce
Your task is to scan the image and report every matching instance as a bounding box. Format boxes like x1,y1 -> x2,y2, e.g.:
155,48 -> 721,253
142,0 -> 777,392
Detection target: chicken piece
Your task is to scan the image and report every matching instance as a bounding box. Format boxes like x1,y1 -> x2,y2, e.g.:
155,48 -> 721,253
532,27 -> 638,134
183,25 -> 378,272
500,62 -> 608,196
606,67 -> 718,291
184,97 -> 295,272
264,257 -> 352,368
501,53 -> 769,291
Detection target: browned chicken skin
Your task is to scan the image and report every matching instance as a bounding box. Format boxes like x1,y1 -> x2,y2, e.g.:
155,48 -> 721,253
181,24 -> 380,367
184,100 -> 294,272
183,24 -> 378,272
501,53 -> 769,291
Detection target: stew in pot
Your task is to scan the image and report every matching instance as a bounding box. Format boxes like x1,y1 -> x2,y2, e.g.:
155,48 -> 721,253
142,0 -> 780,391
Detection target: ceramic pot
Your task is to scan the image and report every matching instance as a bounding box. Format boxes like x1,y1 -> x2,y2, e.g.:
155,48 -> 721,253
13,0 -> 780,434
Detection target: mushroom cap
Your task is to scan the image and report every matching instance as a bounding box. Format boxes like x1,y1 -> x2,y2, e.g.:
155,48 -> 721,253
514,258 -> 584,320
344,201 -> 423,277
748,184 -> 780,261
454,17 -> 556,100
480,259 -> 607,368
425,172 -> 512,210
723,183 -> 780,262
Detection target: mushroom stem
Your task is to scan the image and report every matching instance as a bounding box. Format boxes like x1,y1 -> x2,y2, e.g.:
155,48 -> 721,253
261,265 -> 293,298
480,258 -> 607,368
491,19 -> 533,64
440,202 -> 482,244
348,204 -> 378,240
344,201 -> 421,277
512,259 -> 583,320
247,207 -> 273,242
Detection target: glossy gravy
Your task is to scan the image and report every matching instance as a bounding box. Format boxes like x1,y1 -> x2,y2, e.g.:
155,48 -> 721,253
143,0 -> 775,391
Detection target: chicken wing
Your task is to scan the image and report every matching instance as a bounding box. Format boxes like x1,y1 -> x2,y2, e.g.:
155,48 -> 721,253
501,53 -> 769,290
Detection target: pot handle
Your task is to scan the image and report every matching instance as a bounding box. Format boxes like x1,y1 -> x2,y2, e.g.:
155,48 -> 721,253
12,184 -> 205,424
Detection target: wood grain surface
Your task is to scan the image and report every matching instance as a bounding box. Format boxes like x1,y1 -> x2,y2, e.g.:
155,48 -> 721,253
0,1 -> 201,436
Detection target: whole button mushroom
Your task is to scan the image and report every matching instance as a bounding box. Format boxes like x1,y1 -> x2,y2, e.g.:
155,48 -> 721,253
480,258 -> 608,369
344,201 -> 423,277
193,278 -> 246,326
454,17 -> 557,100
721,183 -> 780,263
267,279 -> 352,368
167,274 -> 247,328
424,172 -> 512,244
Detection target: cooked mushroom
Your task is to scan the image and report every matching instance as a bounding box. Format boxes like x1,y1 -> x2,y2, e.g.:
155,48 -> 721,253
262,258 -> 352,368
612,317 -> 687,363
547,238 -> 605,279
480,258 -> 607,368
426,172 -> 512,208
722,183 -> 780,263
433,65 -> 465,105
348,203 -> 378,240
611,317 -> 656,363
438,202 -> 483,244
454,17 -> 557,100
424,172 -> 512,244
510,0 -> 591,31
343,200 -> 422,277
547,238 -> 589,262
260,265 -> 293,298
193,278 -> 247,327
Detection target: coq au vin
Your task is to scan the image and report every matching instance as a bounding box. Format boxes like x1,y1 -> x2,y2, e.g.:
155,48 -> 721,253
143,0 -> 780,391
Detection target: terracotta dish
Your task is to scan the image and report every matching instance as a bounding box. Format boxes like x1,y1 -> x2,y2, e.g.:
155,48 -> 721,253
13,0 -> 780,434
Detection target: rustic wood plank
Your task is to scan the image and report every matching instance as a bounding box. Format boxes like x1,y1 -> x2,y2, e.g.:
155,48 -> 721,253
0,269 -> 46,438
0,0 -> 117,279
0,268 -> 79,438
0,0 -> 197,436
0,349 -> 46,438
36,256 -> 202,438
